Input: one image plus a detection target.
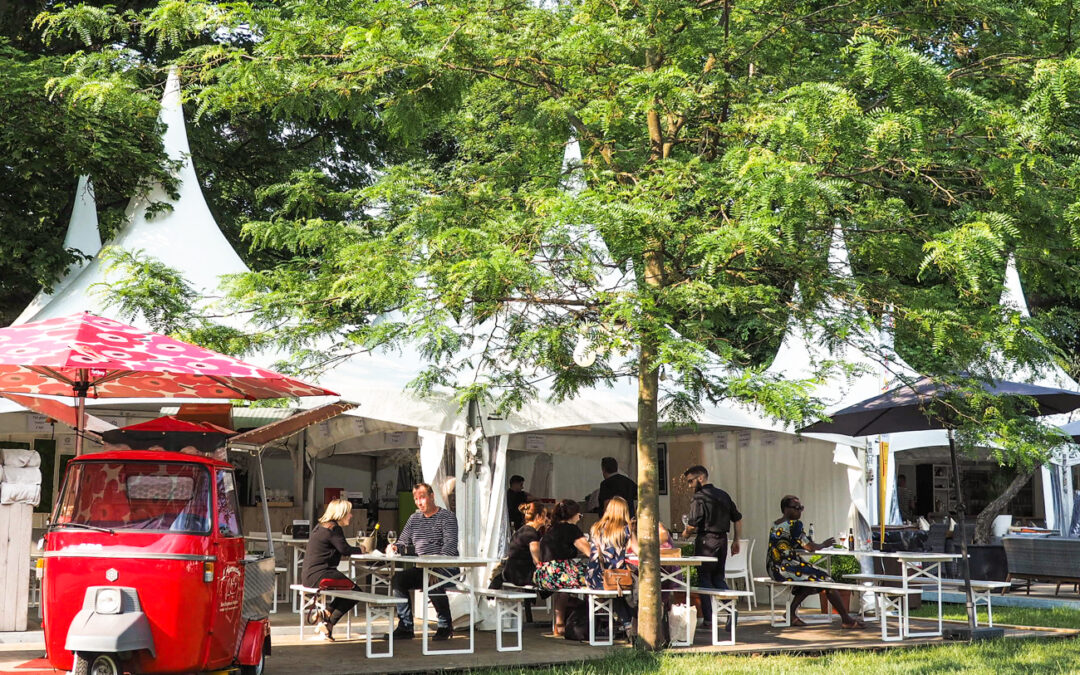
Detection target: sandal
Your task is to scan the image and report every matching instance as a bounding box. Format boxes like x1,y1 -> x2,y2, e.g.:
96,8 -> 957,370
314,622 -> 335,642
790,617 -> 807,627
841,619 -> 866,629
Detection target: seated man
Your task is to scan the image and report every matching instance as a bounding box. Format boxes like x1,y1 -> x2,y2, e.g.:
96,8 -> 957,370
388,482 -> 459,641
766,494 -> 864,628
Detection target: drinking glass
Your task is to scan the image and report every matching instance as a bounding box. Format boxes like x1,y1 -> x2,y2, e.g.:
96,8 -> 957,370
681,514 -> 689,530
387,530 -> 398,547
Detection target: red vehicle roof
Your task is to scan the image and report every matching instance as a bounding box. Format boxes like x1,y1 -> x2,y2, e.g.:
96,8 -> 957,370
72,449 -> 233,469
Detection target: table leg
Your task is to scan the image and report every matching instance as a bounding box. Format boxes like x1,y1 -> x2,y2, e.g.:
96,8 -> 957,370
421,568 -> 431,654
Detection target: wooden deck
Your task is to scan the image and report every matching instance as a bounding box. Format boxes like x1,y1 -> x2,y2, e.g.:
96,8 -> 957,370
3,607 -> 1074,674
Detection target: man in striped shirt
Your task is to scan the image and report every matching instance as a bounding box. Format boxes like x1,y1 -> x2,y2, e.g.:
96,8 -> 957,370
389,482 -> 459,641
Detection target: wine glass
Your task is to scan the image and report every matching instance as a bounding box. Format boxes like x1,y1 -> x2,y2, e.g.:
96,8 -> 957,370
681,514 -> 689,530
387,530 -> 398,552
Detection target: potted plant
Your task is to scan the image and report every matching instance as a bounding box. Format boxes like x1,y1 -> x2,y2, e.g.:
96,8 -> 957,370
820,554 -> 860,614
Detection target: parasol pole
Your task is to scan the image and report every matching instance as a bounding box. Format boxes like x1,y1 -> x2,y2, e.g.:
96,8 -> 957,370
73,369 -> 89,456
947,429 -> 977,634
878,438 -> 888,546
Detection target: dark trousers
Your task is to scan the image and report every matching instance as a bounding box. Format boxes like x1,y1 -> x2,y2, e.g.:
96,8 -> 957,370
392,567 -> 455,629
696,533 -> 728,621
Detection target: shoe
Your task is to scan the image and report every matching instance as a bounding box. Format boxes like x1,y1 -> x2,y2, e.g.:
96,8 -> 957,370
314,622 -> 334,642
392,624 -> 415,640
433,626 -> 454,641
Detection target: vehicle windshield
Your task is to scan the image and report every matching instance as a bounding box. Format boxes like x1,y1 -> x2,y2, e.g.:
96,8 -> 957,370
53,461 -> 212,534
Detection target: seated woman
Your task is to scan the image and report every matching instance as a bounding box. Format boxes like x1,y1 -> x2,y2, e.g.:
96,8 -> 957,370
767,494 -> 864,628
586,496 -> 637,637
301,499 -> 366,641
493,501 -> 549,588
534,499 -> 591,636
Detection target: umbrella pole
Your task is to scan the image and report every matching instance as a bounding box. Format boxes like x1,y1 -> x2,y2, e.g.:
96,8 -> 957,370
947,430 -> 977,635
74,375 -> 89,457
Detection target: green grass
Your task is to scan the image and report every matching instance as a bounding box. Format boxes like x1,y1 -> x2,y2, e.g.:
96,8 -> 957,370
471,605 -> 1080,674
908,603 -> 1080,630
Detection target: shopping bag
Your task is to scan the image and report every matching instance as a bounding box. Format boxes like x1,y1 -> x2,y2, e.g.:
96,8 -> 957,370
668,603 -> 697,640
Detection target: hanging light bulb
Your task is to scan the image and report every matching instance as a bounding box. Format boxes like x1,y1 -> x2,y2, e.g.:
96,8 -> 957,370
572,334 -> 597,367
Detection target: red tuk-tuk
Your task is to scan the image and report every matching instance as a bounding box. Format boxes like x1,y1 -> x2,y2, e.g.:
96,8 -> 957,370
41,450 -> 273,675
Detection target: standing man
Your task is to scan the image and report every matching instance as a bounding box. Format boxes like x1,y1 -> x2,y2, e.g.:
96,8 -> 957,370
388,483 -> 459,641
681,465 -> 742,626
598,457 -> 637,515
507,474 -> 529,531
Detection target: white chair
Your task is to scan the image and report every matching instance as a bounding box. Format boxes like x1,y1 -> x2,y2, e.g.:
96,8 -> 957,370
724,538 -> 755,609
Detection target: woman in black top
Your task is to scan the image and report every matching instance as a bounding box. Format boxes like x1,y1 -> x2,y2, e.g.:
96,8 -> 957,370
493,501 -> 548,588
533,499 -> 591,635
301,499 -> 364,641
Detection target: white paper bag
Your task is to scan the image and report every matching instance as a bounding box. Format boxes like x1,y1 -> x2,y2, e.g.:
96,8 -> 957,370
668,603 -> 698,640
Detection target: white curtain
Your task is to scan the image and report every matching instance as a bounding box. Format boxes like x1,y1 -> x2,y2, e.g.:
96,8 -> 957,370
449,433 -> 509,629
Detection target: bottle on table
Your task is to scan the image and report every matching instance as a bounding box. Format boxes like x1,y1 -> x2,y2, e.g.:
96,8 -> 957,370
848,527 -> 855,551
807,523 -> 815,542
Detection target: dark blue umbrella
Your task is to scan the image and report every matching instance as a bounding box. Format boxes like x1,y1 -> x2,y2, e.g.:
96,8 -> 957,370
800,375 -> 1080,436
799,375 -> 1080,639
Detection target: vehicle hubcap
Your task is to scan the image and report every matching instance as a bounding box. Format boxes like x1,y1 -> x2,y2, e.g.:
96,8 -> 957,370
90,655 -> 118,675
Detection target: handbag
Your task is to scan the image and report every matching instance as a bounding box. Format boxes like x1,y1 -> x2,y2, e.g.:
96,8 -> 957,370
602,567 -> 634,593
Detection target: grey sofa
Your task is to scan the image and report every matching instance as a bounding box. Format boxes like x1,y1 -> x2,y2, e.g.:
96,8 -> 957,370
1002,536 -> 1080,588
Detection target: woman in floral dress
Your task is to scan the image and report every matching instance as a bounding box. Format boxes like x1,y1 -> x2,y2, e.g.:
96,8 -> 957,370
767,495 -> 864,628
534,499 -> 591,635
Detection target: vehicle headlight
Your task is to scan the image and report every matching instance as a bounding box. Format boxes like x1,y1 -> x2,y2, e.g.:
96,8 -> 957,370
95,588 -> 122,615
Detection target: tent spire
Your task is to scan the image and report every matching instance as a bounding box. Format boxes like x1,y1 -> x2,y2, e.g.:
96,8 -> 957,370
13,176 -> 102,325
23,66 -> 248,323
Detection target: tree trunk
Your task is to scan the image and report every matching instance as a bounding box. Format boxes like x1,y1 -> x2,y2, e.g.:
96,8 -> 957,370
973,468 -> 1036,544
634,247 -> 663,650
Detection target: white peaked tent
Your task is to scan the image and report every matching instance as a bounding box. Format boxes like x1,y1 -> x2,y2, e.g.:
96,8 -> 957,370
14,176 -> 102,325
23,69 -> 249,323
997,256 -> 1080,532
764,225 -> 911,544
885,256 -> 1080,533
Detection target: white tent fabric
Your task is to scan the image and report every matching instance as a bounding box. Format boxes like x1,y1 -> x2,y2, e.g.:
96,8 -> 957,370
15,176 -> 102,325
418,429 -> 448,508
24,69 -> 248,322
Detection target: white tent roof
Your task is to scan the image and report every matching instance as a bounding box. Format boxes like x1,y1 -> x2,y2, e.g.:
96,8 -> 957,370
314,139 -> 781,438
23,69 -> 248,323
14,176 -> 102,325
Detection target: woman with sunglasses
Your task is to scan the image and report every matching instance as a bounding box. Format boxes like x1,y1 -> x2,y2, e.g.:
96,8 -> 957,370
766,495 -> 864,628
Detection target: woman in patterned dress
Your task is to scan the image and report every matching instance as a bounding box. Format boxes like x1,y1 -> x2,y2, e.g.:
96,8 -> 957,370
534,499 -> 591,635
767,495 -> 864,628
586,496 -> 637,636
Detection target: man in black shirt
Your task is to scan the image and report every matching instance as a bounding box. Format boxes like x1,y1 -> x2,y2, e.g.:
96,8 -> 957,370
507,474 -> 529,531
682,465 -> 742,626
597,457 -> 636,515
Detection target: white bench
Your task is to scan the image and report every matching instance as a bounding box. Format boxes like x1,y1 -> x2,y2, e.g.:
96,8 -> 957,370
555,588 -> 624,646
846,573 -> 1011,627
474,589 -> 537,652
687,588 -> 755,646
755,577 -> 921,642
502,582 -> 552,620
290,584 -> 407,658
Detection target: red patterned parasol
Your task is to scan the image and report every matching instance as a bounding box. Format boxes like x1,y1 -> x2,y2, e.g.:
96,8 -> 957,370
0,313 -> 336,453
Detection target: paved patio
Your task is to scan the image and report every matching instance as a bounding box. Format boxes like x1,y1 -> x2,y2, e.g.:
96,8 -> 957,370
2,605 -> 1075,674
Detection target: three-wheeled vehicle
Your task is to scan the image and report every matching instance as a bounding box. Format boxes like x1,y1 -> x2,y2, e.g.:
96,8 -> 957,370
42,449 -> 274,675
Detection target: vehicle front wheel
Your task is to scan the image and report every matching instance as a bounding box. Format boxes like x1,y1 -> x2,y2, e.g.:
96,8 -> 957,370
72,653 -> 120,675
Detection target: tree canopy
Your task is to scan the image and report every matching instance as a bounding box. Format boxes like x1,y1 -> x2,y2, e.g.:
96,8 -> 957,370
31,0 -> 1080,646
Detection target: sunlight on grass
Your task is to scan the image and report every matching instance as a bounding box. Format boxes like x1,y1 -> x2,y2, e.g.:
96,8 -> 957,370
473,605 -> 1080,674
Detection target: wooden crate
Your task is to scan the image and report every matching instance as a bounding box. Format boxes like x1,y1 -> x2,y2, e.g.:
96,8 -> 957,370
0,502 -> 32,632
